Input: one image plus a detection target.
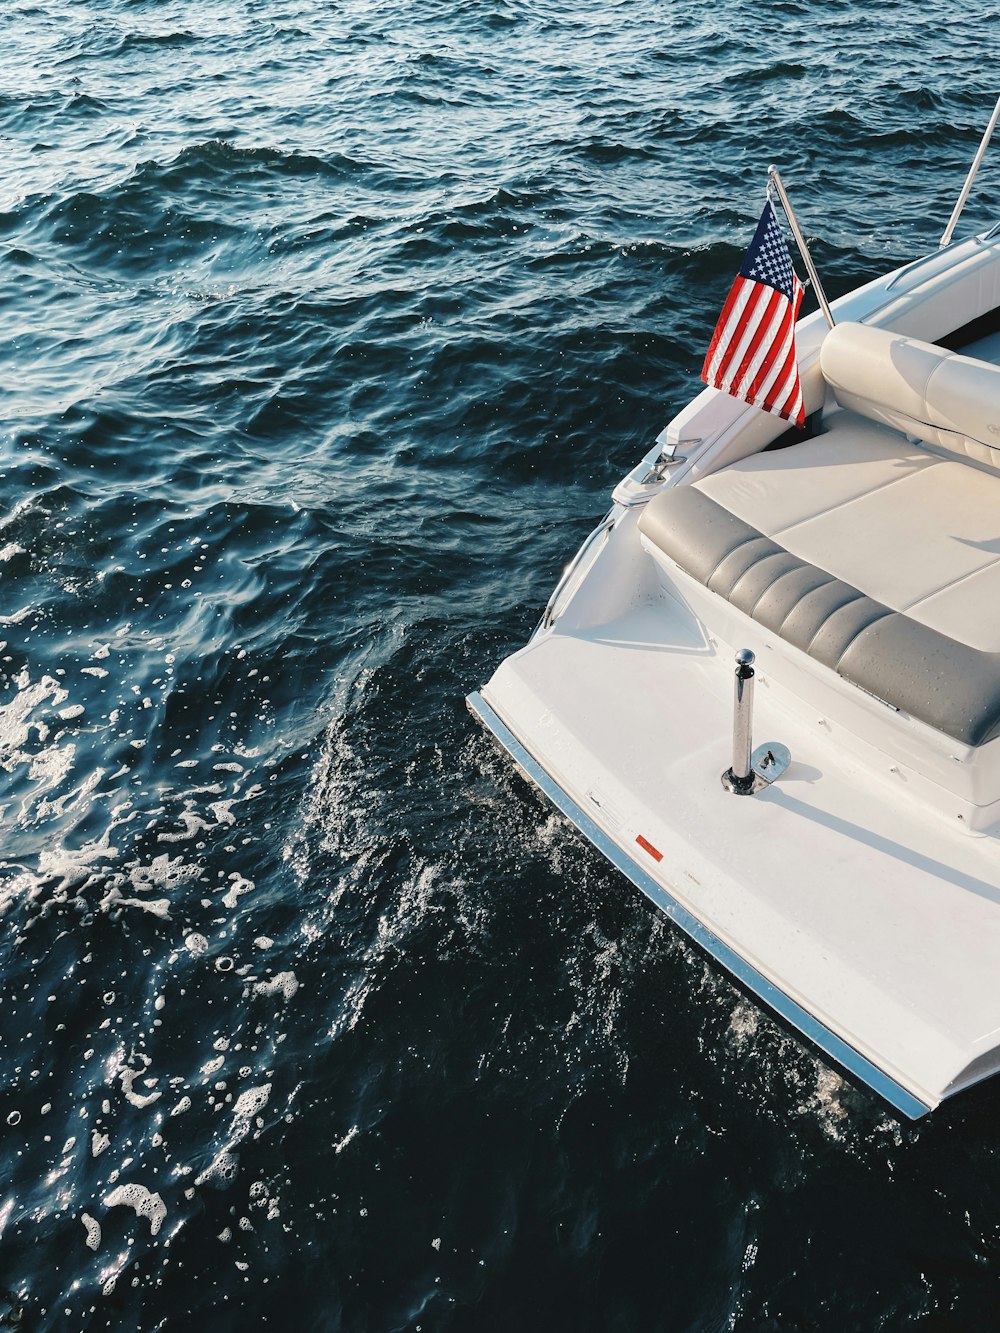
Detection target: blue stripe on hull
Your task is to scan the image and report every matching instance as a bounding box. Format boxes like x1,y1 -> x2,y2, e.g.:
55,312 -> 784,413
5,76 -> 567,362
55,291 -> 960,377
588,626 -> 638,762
467,689 -> 930,1121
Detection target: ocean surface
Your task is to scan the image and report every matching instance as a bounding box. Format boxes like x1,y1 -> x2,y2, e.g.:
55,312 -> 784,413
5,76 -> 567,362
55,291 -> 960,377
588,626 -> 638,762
1,2 -> 999,1329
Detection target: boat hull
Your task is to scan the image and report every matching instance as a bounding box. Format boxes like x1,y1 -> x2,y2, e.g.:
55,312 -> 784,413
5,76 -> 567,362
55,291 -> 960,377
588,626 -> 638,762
467,689 -> 930,1120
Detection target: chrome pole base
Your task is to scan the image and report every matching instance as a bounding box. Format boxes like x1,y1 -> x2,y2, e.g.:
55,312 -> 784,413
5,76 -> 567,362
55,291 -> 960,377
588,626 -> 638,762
721,743 -> 792,795
721,766 -> 758,796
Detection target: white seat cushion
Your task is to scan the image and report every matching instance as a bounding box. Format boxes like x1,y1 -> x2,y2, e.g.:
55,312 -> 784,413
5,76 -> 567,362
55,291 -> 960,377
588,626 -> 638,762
820,321 -> 1000,471
694,414 -> 1000,652
695,415 -> 933,532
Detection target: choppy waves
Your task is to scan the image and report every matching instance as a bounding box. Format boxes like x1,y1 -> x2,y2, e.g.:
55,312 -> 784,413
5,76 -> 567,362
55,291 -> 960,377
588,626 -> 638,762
1,0 -> 1000,1327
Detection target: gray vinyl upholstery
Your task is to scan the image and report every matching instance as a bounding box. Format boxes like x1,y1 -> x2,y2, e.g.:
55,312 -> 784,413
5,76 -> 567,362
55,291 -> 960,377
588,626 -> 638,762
639,485 -> 1000,747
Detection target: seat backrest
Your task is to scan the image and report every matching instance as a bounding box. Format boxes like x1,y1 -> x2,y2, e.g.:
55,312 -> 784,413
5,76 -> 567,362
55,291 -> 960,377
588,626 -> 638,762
820,320 -> 1000,470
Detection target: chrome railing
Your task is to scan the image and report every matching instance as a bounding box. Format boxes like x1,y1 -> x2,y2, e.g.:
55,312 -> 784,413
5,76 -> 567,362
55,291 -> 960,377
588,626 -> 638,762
940,95 -> 1000,249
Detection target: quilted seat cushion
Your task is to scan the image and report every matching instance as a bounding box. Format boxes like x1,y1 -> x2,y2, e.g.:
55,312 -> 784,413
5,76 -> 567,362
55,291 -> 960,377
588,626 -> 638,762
637,418 -> 1000,746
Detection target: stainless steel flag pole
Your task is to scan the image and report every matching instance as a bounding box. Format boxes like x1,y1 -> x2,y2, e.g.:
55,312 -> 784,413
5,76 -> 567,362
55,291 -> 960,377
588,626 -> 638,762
767,165 -> 835,329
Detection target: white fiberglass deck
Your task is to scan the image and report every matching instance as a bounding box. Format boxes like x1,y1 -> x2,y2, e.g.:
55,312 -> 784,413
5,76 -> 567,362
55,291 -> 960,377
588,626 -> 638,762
477,594 -> 1000,1115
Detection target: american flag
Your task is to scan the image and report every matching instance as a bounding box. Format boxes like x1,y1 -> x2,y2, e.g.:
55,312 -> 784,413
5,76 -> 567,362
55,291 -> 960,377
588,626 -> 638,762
701,201 -> 805,427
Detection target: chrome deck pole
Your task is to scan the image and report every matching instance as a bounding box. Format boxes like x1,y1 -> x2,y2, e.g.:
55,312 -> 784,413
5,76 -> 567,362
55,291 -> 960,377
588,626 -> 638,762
767,166 -> 835,330
940,95 -> 1000,249
722,650 -> 757,795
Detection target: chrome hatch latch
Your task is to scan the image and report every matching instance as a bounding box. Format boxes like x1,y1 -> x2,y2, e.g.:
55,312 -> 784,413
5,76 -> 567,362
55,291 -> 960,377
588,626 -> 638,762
721,650 -> 791,795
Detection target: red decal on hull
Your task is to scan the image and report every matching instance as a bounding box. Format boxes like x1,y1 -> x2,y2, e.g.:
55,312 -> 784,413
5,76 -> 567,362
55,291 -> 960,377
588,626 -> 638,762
636,834 -> 663,862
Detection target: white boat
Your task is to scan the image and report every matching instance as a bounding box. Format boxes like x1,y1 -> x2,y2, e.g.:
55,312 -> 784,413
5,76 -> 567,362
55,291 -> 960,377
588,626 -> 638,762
469,102 -> 1000,1119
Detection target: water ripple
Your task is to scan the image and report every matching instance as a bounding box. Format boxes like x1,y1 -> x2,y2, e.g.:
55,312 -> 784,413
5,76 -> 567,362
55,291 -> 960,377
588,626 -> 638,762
0,0 -> 998,1327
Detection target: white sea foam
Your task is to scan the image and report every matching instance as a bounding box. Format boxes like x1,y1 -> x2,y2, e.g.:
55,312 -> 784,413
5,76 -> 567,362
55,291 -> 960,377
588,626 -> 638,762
104,1183 -> 167,1236
113,895 -> 171,919
333,1124 -> 358,1154
728,999 -> 761,1045
232,1084 -> 270,1122
157,805 -> 214,843
803,1067 -> 850,1140
81,1212 -> 102,1251
130,854 -> 200,894
253,971 -> 298,1001
208,798 -> 238,826
194,1147 -> 239,1187
0,672 -> 68,763
221,874 -> 253,909
120,1062 -> 161,1109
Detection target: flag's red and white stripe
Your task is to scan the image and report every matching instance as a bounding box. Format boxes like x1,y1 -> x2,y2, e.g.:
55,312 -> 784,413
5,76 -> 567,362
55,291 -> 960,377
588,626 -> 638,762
701,210 -> 806,427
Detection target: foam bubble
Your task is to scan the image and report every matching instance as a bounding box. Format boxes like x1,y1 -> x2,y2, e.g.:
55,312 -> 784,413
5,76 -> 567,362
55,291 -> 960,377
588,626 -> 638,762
221,875 -> 253,909
104,1183 -> 167,1236
132,854 -> 200,894
194,1148 -> 238,1187
728,999 -> 760,1045
232,1084 -> 270,1122
81,1212 -> 102,1251
114,895 -> 171,919
208,799 -> 237,826
120,1064 -> 161,1109
805,1067 -> 850,1139
159,808 -> 213,843
333,1125 -> 358,1154
253,971 -> 298,1001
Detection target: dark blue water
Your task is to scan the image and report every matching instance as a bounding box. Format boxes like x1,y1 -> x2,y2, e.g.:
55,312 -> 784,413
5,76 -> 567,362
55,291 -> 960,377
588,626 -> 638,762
1,2 -> 999,1328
